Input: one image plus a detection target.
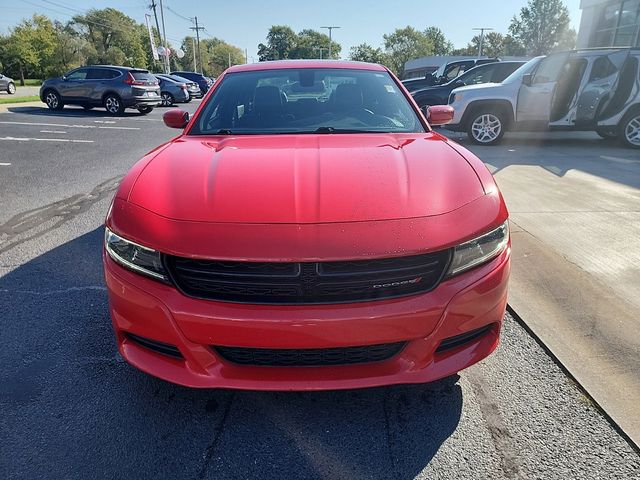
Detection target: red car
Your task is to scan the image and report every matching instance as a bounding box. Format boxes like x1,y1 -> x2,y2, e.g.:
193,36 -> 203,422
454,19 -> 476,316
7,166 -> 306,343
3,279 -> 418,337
103,60 -> 510,390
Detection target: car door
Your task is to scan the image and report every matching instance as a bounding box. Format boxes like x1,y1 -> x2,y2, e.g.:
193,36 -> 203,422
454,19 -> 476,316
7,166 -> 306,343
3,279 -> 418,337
0,74 -> 7,90
516,53 -> 570,125
576,51 -> 629,124
58,68 -> 89,101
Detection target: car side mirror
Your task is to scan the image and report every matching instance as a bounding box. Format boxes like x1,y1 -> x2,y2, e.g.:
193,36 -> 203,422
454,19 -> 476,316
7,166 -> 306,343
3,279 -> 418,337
62,76 -> 67,81
455,79 -> 465,87
522,73 -> 533,87
163,109 -> 189,129
426,105 -> 454,126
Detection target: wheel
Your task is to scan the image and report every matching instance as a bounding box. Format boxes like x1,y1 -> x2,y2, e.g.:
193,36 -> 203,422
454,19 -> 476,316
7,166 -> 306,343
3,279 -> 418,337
185,95 -> 192,103
161,92 -> 174,107
103,94 -> 124,115
596,129 -> 617,140
619,109 -> 640,149
467,110 -> 505,145
82,105 -> 94,111
137,106 -> 154,114
7,82 -> 16,94
44,89 -> 64,110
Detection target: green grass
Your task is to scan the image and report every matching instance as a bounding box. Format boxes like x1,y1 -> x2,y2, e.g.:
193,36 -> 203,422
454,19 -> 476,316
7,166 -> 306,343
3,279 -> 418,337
0,95 -> 41,104
21,79 -> 42,86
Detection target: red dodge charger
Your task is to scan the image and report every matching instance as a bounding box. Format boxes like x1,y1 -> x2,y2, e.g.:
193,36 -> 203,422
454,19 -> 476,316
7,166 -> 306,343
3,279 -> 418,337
103,60 -> 510,390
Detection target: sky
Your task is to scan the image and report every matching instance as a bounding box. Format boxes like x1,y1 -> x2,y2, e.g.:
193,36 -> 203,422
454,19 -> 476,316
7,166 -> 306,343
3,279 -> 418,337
0,0 -> 583,59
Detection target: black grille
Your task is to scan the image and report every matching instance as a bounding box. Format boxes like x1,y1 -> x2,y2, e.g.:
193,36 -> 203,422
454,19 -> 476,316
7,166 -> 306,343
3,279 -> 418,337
165,250 -> 451,305
126,332 -> 183,359
435,324 -> 494,353
213,342 -> 406,366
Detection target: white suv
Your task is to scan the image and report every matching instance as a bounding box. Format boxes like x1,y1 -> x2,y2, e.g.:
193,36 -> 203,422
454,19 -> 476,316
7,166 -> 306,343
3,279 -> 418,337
446,48 -> 640,149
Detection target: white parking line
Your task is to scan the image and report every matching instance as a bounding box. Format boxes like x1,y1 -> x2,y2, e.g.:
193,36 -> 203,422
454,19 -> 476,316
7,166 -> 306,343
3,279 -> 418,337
40,130 -> 67,134
0,162 -> 11,166
0,121 -> 140,130
0,136 -> 94,143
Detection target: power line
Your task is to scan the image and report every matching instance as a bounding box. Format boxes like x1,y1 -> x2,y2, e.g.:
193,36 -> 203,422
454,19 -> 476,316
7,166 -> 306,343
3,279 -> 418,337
164,5 -> 193,23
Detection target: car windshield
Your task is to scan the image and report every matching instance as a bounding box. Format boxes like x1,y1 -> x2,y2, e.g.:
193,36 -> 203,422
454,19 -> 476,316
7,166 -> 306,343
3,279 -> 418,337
501,57 -> 543,84
189,67 -> 426,135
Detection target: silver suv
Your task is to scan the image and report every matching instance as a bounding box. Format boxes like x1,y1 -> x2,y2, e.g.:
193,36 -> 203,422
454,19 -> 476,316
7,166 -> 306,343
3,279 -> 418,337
447,48 -> 640,149
40,66 -> 162,115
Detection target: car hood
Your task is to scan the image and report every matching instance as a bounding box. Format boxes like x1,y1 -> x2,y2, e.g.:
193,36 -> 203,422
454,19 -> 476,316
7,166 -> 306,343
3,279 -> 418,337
452,82 -> 504,94
127,133 -> 485,224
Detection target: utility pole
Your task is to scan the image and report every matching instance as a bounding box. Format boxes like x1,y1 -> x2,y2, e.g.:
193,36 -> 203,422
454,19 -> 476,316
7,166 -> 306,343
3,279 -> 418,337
158,0 -> 169,73
472,27 -> 493,58
149,1 -> 163,69
228,52 -> 231,68
190,17 -> 205,74
192,37 -> 197,71
245,48 -> 248,64
321,26 -> 340,59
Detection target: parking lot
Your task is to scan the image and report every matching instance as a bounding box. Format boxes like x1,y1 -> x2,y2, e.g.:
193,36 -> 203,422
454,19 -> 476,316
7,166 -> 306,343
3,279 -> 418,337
2,103 -> 640,479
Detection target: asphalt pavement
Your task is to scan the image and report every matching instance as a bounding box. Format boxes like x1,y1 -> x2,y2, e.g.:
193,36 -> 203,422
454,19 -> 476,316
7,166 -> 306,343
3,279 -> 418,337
1,104 -> 639,479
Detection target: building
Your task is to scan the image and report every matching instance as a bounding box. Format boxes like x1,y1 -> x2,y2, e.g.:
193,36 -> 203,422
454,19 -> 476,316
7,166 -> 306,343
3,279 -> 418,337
577,0 -> 640,48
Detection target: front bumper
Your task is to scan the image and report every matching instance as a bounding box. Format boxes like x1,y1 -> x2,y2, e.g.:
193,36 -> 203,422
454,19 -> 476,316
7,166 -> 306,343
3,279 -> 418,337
104,243 -> 510,390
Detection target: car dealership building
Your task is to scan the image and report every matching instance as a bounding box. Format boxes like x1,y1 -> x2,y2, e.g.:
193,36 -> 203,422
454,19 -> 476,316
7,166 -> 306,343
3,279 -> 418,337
577,0 -> 640,47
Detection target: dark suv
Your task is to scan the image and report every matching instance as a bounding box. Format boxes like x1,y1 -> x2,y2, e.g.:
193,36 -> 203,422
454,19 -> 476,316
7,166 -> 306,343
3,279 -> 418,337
170,71 -> 212,94
403,58 -> 500,93
40,66 -> 161,115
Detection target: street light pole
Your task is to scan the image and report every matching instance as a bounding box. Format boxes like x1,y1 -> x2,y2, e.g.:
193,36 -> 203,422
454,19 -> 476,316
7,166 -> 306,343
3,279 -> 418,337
321,26 -> 340,59
472,27 -> 493,58
314,47 -> 328,59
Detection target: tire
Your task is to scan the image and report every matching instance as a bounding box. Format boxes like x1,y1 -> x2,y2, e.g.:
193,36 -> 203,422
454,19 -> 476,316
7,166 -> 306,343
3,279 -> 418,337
7,82 -> 16,94
619,109 -> 640,149
137,106 -> 154,114
103,94 -> 124,116
185,95 -> 192,103
467,109 -> 506,146
161,92 -> 174,107
44,89 -> 64,111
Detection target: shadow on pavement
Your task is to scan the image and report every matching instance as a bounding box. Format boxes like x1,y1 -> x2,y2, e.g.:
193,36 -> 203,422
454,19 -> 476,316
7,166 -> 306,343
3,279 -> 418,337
1,228 -> 463,479
6,105 -> 155,118
443,130 -> 640,190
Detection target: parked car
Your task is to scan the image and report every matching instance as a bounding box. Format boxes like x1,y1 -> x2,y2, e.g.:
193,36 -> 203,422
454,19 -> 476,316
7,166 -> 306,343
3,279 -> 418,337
155,74 -> 200,104
447,48 -> 640,148
103,60 -> 510,390
412,61 -> 526,109
0,73 -> 16,94
40,66 -> 161,115
170,71 -> 212,94
403,58 -> 501,93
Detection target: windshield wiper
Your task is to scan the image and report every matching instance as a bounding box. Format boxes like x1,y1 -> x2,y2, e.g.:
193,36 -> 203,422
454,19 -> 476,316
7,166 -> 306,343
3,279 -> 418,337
313,127 -> 388,134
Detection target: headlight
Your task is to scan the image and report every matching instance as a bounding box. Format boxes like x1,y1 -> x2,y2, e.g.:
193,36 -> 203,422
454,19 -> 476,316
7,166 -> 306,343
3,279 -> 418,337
447,221 -> 509,276
104,227 -> 168,281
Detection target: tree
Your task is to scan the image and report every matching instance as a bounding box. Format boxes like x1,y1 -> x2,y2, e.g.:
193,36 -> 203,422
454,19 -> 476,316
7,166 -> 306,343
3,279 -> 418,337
508,0 -> 572,55
349,43 -> 389,65
72,8 -> 147,67
258,25 -> 297,61
290,29 -> 340,59
207,42 -> 245,76
383,26 -> 434,75
423,27 -> 453,55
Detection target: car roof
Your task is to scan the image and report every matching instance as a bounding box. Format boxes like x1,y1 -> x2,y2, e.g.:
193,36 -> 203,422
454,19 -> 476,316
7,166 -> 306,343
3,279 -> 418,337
226,60 -> 387,74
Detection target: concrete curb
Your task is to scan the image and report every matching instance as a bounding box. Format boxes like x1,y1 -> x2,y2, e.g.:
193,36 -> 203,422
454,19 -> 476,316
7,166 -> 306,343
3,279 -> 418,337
0,101 -> 45,113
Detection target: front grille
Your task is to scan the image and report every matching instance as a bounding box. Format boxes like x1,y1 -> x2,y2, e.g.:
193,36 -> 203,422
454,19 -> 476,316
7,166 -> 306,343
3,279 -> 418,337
213,342 -> 406,366
165,250 -> 451,305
